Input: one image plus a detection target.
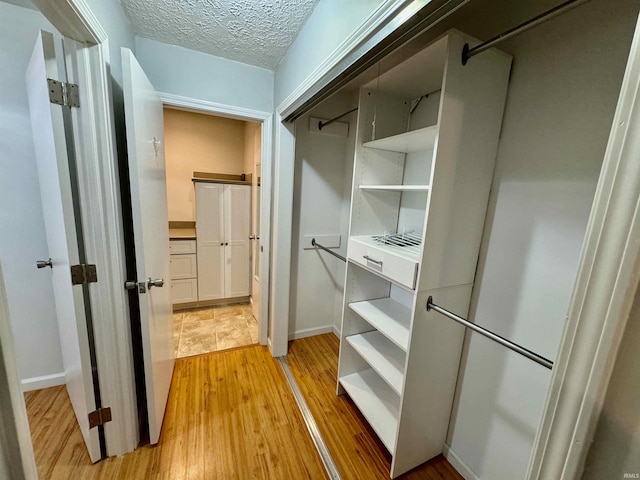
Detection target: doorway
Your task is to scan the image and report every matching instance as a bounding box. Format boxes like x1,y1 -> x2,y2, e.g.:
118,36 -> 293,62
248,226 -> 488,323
163,107 -> 262,357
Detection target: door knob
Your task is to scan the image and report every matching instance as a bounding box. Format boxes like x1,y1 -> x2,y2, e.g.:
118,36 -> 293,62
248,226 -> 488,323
249,235 -> 255,240
36,258 -> 53,269
148,278 -> 164,288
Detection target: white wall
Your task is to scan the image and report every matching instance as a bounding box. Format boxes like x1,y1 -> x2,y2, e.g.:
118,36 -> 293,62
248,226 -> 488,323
83,0 -> 135,91
442,1 -> 640,478
274,0 -> 385,108
582,284 -> 640,478
0,2 -> 64,383
289,91 -> 356,338
135,37 -> 274,113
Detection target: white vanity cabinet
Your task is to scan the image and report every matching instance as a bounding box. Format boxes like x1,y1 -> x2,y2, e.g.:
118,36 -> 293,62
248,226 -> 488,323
170,239 -> 198,304
337,30 -> 512,478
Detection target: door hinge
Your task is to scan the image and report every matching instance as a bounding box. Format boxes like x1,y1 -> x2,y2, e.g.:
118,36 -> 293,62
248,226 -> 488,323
71,264 -> 98,285
88,407 -> 112,429
47,78 -> 80,107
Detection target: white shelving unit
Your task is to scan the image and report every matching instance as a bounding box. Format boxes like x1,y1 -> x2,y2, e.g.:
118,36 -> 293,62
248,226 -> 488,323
337,30 -> 512,478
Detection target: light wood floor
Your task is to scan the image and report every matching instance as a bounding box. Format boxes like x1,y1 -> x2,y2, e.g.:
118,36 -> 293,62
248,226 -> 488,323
25,345 -> 327,479
287,333 -> 463,479
25,335 -> 462,479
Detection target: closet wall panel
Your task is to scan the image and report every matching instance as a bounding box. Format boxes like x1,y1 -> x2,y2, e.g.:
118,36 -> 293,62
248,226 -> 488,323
443,1 -> 640,478
290,91 -> 357,339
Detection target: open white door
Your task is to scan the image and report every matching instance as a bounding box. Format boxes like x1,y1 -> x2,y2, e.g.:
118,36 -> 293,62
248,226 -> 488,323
122,48 -> 175,445
25,30 -> 102,462
251,163 -> 261,319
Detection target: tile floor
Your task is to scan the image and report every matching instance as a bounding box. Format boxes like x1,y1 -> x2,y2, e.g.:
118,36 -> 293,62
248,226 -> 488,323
173,303 -> 258,358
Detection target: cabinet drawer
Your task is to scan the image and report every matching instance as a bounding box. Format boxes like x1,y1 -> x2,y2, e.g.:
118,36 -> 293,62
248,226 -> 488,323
170,254 -> 197,280
348,237 -> 419,290
171,278 -> 198,304
169,240 -> 196,255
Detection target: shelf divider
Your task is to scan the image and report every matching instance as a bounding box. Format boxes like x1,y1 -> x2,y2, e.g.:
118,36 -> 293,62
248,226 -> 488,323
346,331 -> 406,395
349,298 -> 412,351
359,185 -> 430,192
363,124 -> 438,153
340,369 -> 400,452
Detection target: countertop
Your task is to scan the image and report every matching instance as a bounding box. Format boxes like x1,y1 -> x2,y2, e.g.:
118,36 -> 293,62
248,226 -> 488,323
169,228 -> 196,240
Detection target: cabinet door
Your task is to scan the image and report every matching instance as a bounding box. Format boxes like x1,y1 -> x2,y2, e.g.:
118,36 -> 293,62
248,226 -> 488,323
224,185 -> 251,297
196,183 -> 225,300
171,278 -> 198,304
169,254 -> 197,280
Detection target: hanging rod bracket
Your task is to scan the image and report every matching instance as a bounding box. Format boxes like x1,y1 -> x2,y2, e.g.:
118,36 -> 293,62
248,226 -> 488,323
426,296 -> 553,369
312,238 -> 346,263
461,43 -> 470,66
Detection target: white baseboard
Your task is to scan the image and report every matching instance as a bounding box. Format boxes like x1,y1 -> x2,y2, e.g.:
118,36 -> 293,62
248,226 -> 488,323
21,372 -> 65,392
332,324 -> 341,338
443,443 -> 480,480
288,325 -> 334,340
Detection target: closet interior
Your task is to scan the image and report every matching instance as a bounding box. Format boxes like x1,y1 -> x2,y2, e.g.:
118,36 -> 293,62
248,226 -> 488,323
289,0 -> 639,478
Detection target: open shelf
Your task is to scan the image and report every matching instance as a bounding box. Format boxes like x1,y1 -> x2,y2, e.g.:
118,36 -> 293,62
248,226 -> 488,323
359,185 -> 430,192
349,298 -> 412,351
346,331 -> 406,395
349,235 -> 421,263
363,124 -> 438,153
340,369 -> 399,452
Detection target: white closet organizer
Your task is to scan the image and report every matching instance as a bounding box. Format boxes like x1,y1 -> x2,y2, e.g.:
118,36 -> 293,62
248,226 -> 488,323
195,182 -> 251,301
337,30 -> 512,478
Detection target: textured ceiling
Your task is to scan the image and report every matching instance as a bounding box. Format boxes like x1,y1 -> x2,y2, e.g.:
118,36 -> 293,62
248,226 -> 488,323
120,0 -> 319,70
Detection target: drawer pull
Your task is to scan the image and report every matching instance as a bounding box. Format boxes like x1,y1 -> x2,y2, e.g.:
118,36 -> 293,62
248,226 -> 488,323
363,255 -> 383,266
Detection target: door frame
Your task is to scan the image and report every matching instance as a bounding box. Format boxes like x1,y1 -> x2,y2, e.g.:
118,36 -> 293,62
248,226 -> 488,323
0,260 -> 38,480
159,93 -> 272,347
28,0 -> 138,458
526,14 -> 640,479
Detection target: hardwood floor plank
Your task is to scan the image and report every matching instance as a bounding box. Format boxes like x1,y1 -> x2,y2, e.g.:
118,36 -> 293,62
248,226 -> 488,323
286,333 -> 464,480
26,345 -> 327,479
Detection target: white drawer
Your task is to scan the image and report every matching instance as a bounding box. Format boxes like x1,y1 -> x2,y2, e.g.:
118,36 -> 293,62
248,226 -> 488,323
171,278 -> 198,304
348,236 -> 419,290
170,253 -> 197,280
169,240 -> 196,255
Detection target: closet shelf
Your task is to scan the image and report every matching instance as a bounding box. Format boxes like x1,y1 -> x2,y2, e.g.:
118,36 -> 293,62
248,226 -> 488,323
359,185 -> 430,192
340,369 -> 399,452
349,298 -> 412,351
363,124 -> 439,153
346,331 -> 406,395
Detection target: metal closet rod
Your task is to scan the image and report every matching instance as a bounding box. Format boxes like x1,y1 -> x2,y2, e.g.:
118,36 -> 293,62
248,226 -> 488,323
426,296 -> 554,369
318,107 -> 359,130
462,0 -> 592,64
312,238 -> 346,262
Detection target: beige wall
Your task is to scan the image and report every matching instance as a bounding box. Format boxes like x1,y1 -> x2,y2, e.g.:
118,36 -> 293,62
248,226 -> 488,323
164,108 -> 249,221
